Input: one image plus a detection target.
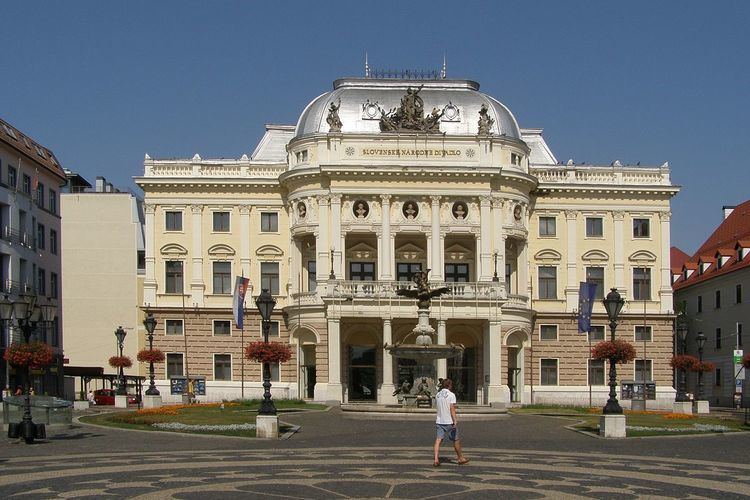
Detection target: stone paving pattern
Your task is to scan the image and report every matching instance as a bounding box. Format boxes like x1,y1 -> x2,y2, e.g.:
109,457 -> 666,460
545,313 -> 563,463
1,408 -> 749,498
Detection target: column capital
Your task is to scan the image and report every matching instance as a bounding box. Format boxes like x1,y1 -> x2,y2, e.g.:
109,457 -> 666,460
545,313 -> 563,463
564,209 -> 579,219
329,193 -> 342,204
383,318 -> 392,326
238,205 -> 251,215
491,198 -> 504,210
144,203 -> 157,214
612,211 -> 626,221
479,195 -> 492,206
190,204 -> 203,214
430,195 -> 441,205
379,194 -> 392,204
658,211 -> 672,222
317,195 -> 330,205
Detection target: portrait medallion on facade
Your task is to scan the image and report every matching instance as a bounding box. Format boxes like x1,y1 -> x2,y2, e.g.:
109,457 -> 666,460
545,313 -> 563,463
353,200 -> 370,219
297,201 -> 307,220
513,204 -> 523,221
402,201 -> 419,220
452,201 -> 468,221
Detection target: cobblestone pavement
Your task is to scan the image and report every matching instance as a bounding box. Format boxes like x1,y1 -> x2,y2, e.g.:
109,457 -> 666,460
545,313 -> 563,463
1,409 -> 749,498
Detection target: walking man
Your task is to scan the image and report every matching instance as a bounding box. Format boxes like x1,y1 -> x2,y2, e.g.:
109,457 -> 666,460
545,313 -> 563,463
433,378 -> 469,466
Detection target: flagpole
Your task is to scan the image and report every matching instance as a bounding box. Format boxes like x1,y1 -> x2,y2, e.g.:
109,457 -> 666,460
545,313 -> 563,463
241,309 -> 245,400
589,330 -> 592,408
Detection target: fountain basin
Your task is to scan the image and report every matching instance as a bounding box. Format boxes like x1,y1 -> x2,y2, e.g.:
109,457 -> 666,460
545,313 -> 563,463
385,343 -> 464,364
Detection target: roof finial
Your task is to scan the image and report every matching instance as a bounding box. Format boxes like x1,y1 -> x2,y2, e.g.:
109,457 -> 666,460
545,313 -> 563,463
441,53 -> 447,79
365,51 -> 370,78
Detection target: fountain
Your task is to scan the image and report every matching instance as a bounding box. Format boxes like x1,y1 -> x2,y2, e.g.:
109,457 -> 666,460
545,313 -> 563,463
385,270 -> 464,407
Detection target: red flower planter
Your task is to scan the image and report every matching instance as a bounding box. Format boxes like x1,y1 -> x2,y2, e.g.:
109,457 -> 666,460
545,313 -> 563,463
245,341 -> 292,364
591,339 -> 637,364
691,361 -> 715,373
137,349 -> 165,364
670,354 -> 699,371
109,356 -> 133,369
3,342 -> 54,368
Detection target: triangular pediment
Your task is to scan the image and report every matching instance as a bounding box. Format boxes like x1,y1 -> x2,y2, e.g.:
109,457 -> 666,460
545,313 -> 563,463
445,243 -> 472,261
534,249 -> 562,262
347,242 -> 376,259
160,243 -> 187,257
395,243 -> 425,260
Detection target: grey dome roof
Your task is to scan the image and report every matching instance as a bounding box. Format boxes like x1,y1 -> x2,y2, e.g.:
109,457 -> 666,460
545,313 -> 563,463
294,78 -> 521,139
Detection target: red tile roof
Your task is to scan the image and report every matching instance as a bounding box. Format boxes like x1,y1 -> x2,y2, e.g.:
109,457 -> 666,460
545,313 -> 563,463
673,199 -> 750,290
0,117 -> 66,182
670,246 -> 690,273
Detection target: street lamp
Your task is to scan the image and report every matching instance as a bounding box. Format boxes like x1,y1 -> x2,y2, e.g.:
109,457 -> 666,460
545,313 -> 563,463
0,293 -> 57,444
114,326 -> 127,395
675,317 -> 689,402
142,313 -> 159,395
696,331 -> 706,400
492,252 -> 499,282
255,289 -> 277,415
602,288 -> 625,414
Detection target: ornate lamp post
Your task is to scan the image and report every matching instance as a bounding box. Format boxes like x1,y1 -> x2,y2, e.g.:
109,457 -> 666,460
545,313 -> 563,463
114,326 -> 127,395
602,288 -> 625,414
696,331 -> 706,400
675,317 -> 689,402
255,289 -> 277,415
142,313 -> 159,395
492,252 -> 499,282
0,293 -> 56,444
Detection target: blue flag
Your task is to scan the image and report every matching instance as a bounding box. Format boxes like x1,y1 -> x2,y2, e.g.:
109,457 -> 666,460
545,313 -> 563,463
233,276 -> 250,329
577,281 -> 597,333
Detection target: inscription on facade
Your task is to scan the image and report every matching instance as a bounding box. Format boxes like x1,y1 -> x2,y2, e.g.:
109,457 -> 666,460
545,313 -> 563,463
360,148 -> 462,157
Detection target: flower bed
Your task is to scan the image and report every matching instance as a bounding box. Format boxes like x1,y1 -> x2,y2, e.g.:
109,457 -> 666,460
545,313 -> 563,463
245,341 -> 293,363
591,339 -> 637,364
3,341 -> 54,368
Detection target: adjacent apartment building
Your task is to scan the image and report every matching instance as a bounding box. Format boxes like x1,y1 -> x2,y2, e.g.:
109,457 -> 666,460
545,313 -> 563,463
672,201 -> 750,407
0,117 -> 66,395
136,73 -> 679,407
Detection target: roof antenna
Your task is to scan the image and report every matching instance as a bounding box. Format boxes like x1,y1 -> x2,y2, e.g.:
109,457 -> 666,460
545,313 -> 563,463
441,52 -> 447,79
365,51 -> 370,78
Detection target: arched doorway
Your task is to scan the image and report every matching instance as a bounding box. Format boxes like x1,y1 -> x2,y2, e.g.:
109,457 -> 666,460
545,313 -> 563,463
292,327 -> 318,400
447,327 -> 481,403
505,330 -> 528,403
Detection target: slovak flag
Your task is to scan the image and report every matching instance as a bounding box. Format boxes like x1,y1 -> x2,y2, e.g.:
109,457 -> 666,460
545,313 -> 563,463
233,276 -> 250,329
577,281 -> 597,334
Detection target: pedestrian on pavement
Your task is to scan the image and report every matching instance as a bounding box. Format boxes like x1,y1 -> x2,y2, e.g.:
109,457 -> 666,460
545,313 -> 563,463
87,390 -> 96,405
14,386 -> 22,396
433,378 -> 469,467
2,385 -> 10,400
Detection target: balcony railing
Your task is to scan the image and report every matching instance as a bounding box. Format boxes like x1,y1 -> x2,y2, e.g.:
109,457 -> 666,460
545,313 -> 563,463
326,280 -> 507,302
0,280 -> 36,296
1,226 -> 36,250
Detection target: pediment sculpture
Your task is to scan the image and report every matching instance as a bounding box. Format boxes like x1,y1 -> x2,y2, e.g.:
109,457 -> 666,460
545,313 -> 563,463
378,86 -> 445,133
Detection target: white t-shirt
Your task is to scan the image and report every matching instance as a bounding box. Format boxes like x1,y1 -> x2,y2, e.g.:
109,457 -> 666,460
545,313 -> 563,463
435,388 -> 456,424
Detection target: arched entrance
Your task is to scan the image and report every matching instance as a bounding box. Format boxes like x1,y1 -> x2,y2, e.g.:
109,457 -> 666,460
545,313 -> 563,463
447,327 -> 481,403
505,330 -> 528,403
292,327 -> 318,400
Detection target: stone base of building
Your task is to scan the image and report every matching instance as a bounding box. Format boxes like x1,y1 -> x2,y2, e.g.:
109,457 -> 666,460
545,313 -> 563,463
256,415 -> 278,439
694,400 -> 710,414
531,386 -> 676,410
599,414 -> 626,438
143,395 -> 162,409
672,401 -> 693,414
114,395 -> 128,408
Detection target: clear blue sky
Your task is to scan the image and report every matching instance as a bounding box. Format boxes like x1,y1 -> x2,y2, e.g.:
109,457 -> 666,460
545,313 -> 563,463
2,1 -> 748,254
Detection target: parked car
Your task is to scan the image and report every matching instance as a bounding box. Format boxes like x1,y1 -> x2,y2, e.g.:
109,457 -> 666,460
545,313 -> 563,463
93,389 -> 138,405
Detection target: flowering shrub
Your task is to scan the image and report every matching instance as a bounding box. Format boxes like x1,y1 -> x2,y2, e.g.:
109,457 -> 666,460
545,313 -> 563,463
590,339 -> 637,364
670,354 -> 699,371
109,356 -> 133,369
691,361 -> 715,373
137,348 -> 165,364
743,353 -> 750,369
3,342 -> 54,368
245,341 -> 293,363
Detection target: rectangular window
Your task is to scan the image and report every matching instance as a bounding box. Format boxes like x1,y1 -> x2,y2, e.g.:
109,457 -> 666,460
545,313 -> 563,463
37,268 -> 46,295
261,262 -> 280,294
540,359 -> 558,385
715,368 -> 721,387
270,362 -> 280,382
397,262 -> 422,282
586,217 -> 603,237
50,229 -> 57,255
715,290 -> 721,309
165,211 -> 182,231
697,295 -> 702,313
213,320 -> 231,336
540,324 -> 558,341
586,267 -> 605,300
165,261 -> 184,294
48,190 -> 57,214
716,328 -> 721,349
7,166 -> 16,188
307,260 -> 317,291
214,354 -> 232,381
51,318 -> 59,347
538,266 -> 557,299
165,319 -> 183,336
635,359 -> 652,382
588,359 -> 605,385
444,263 -> 469,282
633,268 -> 651,300
36,183 -> 44,208
635,325 -> 652,342
50,273 -> 58,299
213,212 -> 230,232
166,353 -> 184,377
633,218 -> 650,238
539,216 -> 556,237
737,284 -> 742,304
739,323 -> 743,347
269,321 -> 280,337
212,261 -> 232,294
36,223 -> 45,250
589,325 -> 606,342
260,212 -> 278,232
350,262 -> 376,281
22,174 -> 31,195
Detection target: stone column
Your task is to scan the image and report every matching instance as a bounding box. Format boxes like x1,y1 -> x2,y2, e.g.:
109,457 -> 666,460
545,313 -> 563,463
190,204 -> 204,305
316,195 -> 330,281
327,317 -> 342,402
479,195 -> 492,281
613,211 -> 625,293
565,210 -> 579,312
379,195 -> 392,280
437,320 -> 447,380
143,203 -> 157,305
381,319 -> 396,403
658,211 -> 673,313
519,239 -> 529,298
430,196 -> 443,281
484,320 -> 508,405
330,194 -> 342,279
239,205 -> 251,277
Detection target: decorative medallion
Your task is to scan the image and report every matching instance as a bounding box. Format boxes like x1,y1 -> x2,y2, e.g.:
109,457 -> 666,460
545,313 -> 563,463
452,201 -> 468,221
353,200 -> 370,219
513,204 -> 522,221
442,101 -> 460,122
345,146 -> 355,156
297,201 -> 307,220
362,100 -> 380,120
402,201 -> 419,220
466,148 -> 476,158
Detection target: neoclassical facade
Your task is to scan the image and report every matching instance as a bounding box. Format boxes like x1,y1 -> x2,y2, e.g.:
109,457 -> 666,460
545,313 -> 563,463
135,76 -> 678,407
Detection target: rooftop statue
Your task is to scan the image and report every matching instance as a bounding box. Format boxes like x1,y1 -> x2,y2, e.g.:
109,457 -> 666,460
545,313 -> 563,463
377,86 -> 445,134
396,269 -> 450,309
478,104 -> 494,136
326,99 -> 343,132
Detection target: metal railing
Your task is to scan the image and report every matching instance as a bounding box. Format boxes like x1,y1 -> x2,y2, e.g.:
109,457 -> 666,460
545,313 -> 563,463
327,280 -> 507,301
1,226 -> 36,250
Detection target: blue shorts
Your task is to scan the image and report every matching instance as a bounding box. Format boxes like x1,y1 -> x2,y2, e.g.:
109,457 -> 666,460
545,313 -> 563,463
436,424 -> 458,441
